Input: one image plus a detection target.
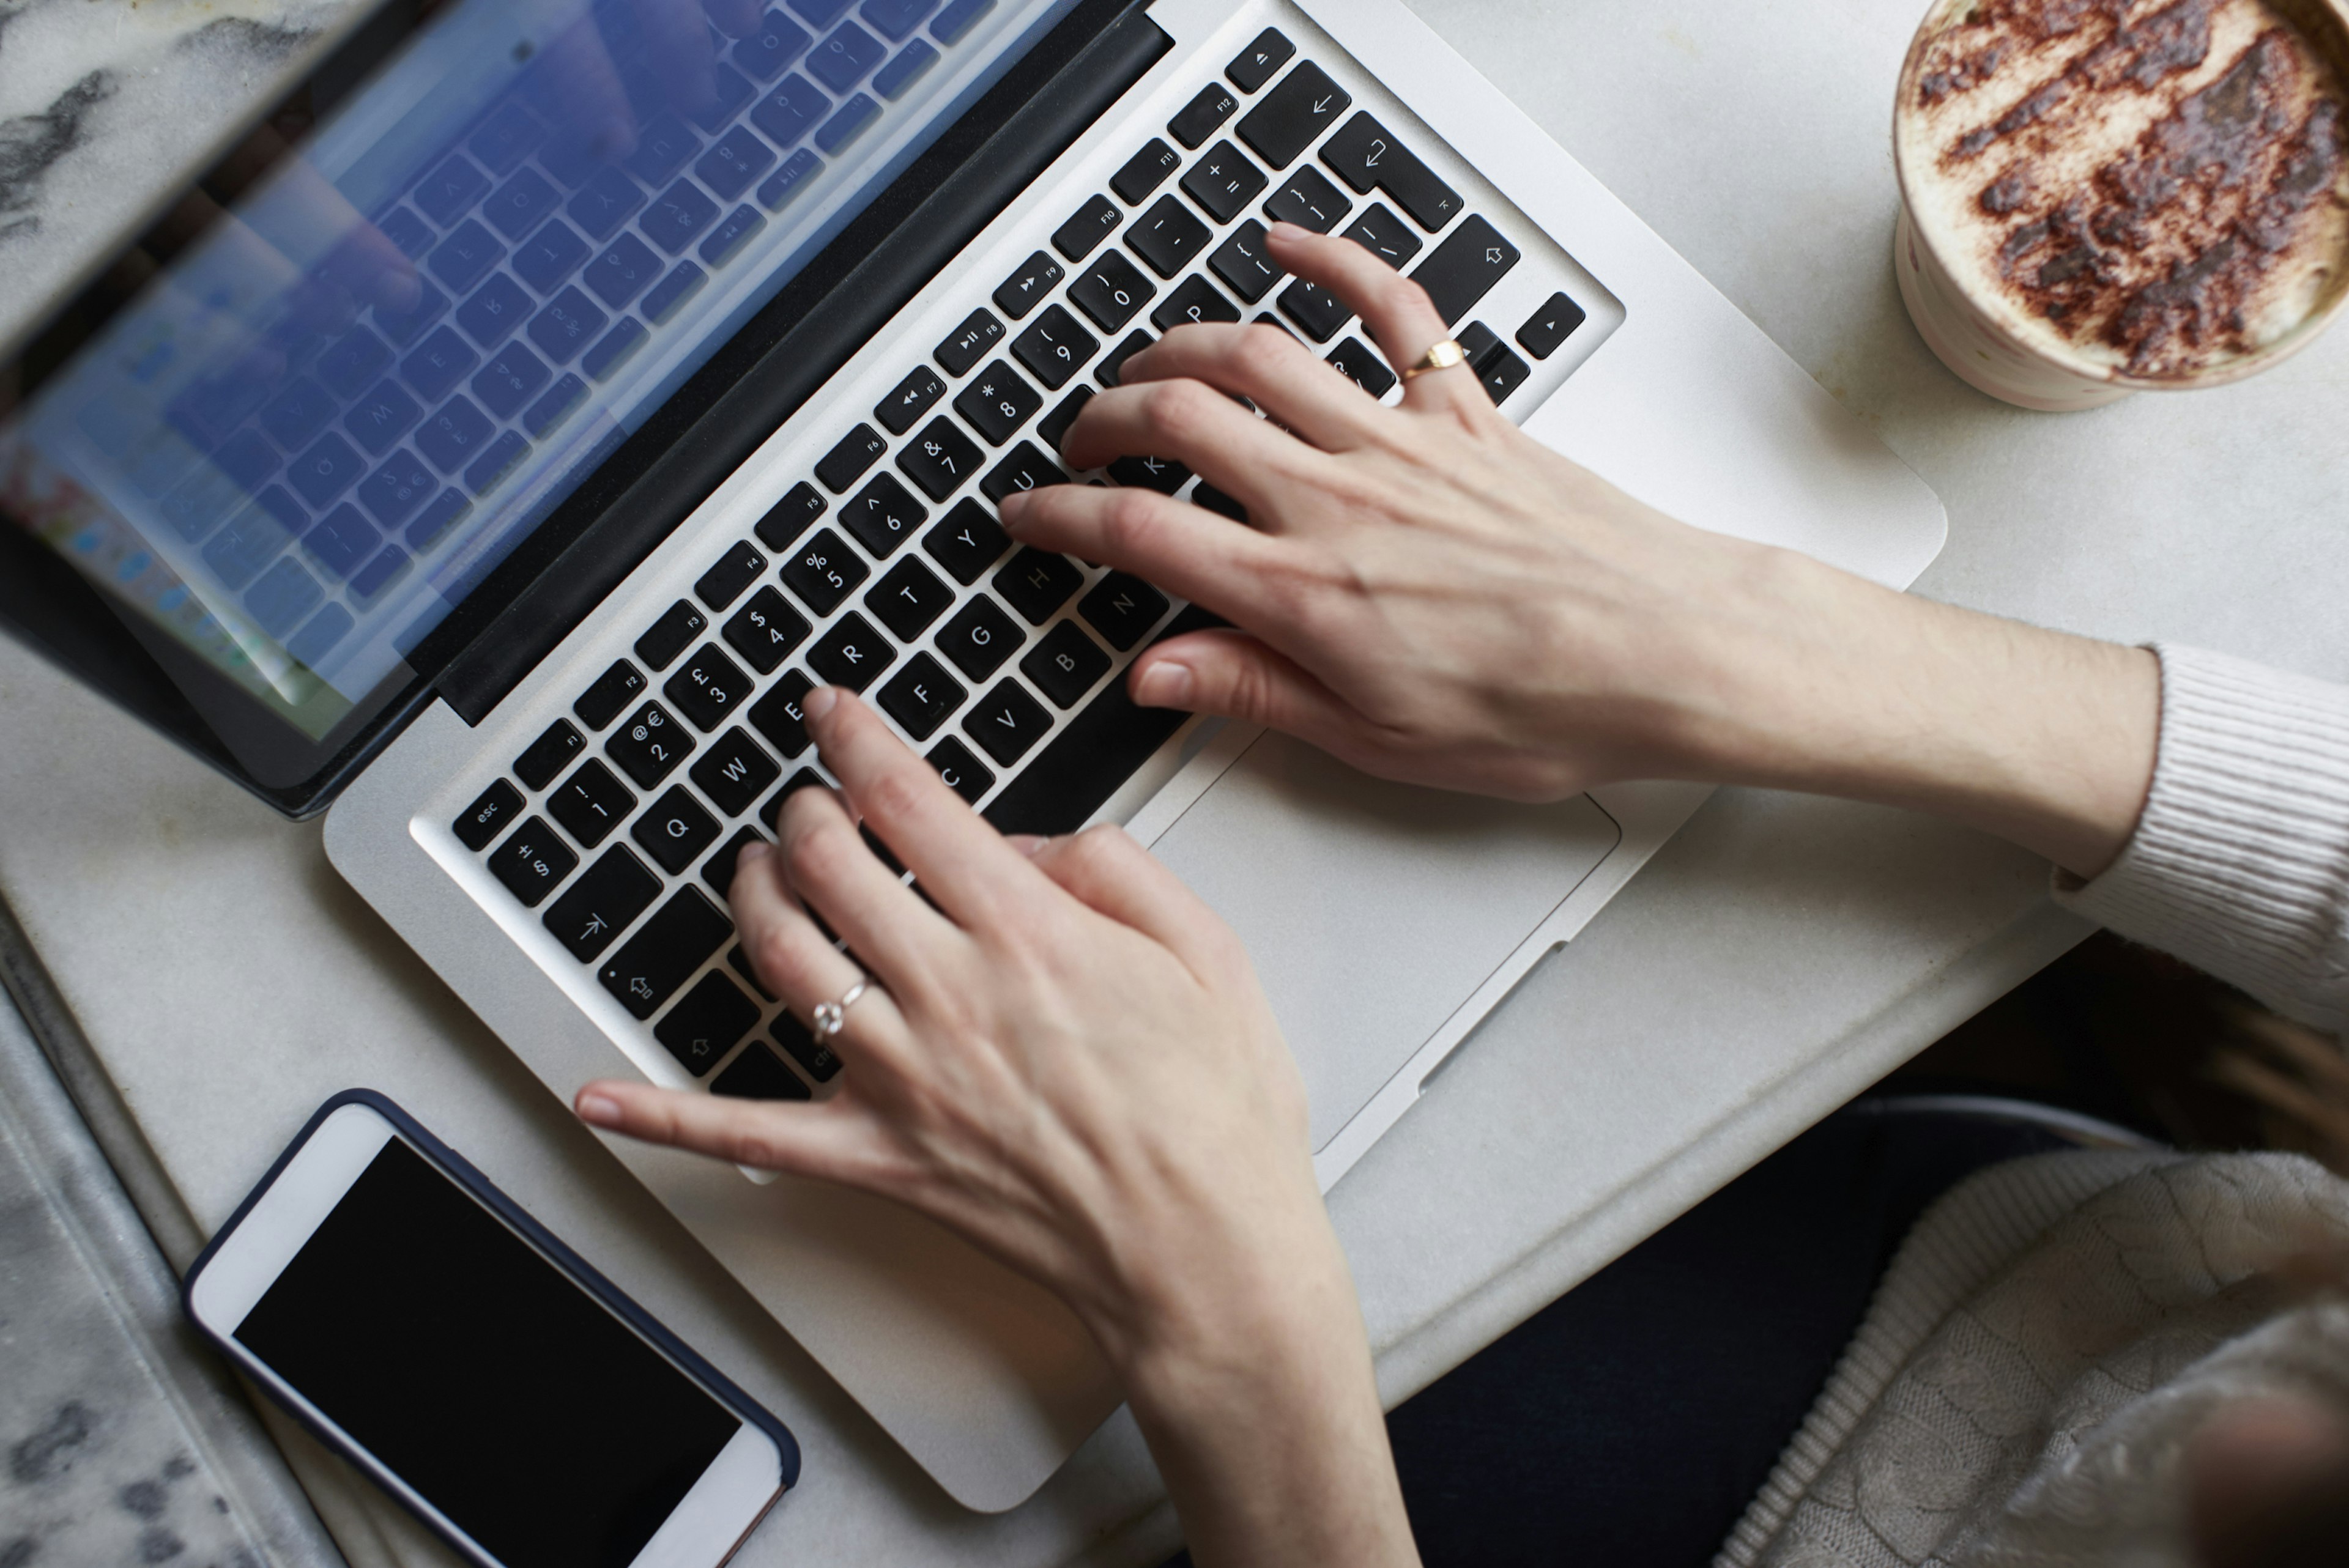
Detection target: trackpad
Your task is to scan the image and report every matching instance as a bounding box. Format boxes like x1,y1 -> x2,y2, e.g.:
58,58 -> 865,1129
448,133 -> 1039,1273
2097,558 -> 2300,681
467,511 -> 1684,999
1146,733 -> 1621,1150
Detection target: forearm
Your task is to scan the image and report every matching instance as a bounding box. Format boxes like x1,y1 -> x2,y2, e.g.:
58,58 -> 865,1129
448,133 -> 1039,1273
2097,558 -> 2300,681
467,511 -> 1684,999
1110,1233 -> 1417,1568
1698,550 -> 2161,879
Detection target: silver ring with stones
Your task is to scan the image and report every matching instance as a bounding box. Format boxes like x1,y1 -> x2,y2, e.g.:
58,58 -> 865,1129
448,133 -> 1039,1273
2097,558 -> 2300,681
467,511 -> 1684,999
809,979 -> 872,1043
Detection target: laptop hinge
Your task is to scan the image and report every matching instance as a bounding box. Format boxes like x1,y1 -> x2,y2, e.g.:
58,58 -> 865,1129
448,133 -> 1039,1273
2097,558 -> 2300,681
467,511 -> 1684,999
432,0 -> 1171,726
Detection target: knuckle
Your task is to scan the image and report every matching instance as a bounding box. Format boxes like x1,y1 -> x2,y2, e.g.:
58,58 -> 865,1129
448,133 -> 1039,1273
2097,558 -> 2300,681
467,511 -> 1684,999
1102,487 -> 1166,551
1141,379 -> 1214,443
863,765 -> 926,826
1233,325 -> 1294,382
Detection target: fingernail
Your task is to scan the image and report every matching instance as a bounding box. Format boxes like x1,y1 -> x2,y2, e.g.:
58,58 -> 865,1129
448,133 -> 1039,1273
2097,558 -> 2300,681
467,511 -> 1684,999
576,1092 -> 623,1126
998,490 -> 1031,527
1005,833 -> 1051,857
803,685 -> 841,722
738,841 -> 771,865
1267,220 -> 1309,242
1132,660 -> 1193,708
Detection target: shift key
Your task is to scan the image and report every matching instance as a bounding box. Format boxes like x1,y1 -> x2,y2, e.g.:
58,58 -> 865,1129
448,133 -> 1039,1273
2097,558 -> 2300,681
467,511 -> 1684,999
1408,216 -> 1519,328
599,886 -> 732,1018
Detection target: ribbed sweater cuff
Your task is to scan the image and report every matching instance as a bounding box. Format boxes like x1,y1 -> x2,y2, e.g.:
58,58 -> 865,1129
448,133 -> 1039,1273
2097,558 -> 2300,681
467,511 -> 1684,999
2054,644 -> 2349,1032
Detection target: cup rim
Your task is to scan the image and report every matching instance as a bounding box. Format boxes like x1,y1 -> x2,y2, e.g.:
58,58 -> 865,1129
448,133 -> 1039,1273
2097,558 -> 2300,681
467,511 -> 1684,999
1891,0 -> 2349,393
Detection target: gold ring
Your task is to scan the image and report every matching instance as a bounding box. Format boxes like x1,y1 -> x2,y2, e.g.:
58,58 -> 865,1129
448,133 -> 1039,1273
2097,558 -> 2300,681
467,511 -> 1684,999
1402,339 -> 1468,379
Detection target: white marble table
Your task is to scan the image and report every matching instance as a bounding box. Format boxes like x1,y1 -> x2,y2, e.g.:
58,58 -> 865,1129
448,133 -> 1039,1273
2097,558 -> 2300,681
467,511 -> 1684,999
6,1 -> 2348,1565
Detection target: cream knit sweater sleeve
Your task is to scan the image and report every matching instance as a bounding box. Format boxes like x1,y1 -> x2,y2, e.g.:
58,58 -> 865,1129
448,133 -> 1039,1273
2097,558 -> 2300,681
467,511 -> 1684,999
2054,643 -> 2349,1032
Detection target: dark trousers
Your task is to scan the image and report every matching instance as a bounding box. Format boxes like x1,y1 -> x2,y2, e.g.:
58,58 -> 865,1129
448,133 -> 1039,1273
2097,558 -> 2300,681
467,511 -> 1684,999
1168,1102 -> 2067,1567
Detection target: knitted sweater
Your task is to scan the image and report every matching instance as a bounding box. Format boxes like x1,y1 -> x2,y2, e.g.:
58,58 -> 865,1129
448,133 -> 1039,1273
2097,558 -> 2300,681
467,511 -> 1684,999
1718,645 -> 2349,1568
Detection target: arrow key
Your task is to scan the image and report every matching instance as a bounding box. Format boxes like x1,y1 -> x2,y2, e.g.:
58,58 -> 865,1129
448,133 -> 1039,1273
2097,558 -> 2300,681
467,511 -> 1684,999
1407,215 -> 1521,328
1233,61 -> 1349,169
543,845 -> 659,963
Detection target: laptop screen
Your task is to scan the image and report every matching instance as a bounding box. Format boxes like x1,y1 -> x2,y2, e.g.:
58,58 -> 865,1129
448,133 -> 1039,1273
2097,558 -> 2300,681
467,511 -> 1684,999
0,0 -> 1079,788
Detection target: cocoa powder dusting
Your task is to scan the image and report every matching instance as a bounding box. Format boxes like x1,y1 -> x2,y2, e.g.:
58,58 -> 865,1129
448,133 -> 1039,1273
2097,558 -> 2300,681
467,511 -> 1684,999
1915,0 -> 2349,376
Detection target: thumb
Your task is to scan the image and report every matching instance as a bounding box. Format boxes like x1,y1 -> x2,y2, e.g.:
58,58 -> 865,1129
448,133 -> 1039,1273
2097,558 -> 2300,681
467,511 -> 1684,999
1129,629 -> 1384,755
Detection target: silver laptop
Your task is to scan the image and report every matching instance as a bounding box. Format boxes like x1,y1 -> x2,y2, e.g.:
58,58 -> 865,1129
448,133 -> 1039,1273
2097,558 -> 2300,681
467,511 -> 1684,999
0,0 -> 1945,1512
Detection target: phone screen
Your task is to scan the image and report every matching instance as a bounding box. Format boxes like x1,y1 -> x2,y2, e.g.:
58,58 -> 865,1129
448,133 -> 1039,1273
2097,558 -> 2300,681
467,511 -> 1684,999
234,1135 -> 742,1568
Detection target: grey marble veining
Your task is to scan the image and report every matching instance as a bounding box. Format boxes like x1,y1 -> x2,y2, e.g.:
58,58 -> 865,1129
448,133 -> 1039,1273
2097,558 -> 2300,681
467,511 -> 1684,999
0,0 -> 368,354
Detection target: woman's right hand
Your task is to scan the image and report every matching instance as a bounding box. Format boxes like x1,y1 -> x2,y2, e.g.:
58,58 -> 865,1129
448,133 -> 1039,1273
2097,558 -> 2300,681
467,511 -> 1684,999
1001,223 -> 2161,877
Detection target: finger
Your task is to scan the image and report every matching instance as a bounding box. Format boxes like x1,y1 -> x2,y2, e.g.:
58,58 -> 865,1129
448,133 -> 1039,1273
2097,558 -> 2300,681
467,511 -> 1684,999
1129,629 -> 1390,758
543,18 -> 638,160
728,839 -> 902,1049
1059,375 -> 1335,514
1026,824 -> 1239,979
1000,484 -> 1296,624
1264,223 -> 1484,416
771,775 -> 964,1000
575,1080 -> 889,1182
1110,322 -> 1389,453
801,689 -> 1052,931
629,0 -> 722,120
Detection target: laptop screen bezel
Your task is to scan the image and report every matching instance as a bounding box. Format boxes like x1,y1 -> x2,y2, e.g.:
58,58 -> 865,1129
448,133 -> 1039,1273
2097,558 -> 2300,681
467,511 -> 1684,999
0,0 -> 1156,818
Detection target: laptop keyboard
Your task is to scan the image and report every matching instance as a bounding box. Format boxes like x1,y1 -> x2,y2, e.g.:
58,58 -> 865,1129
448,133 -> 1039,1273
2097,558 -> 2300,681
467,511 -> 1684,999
453,23 -> 1595,1104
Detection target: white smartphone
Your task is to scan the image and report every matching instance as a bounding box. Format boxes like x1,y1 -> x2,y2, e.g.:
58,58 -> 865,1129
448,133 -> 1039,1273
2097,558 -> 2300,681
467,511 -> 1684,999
184,1090 -> 798,1568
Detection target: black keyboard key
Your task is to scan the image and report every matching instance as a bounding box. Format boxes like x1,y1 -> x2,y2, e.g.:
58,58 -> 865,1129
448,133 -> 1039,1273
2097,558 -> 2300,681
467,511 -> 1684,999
952,361 -> 1042,445
664,643 -> 755,731
980,442 -> 1067,505
843,472 -> 928,559
990,250 -> 1064,320
1192,480 -> 1248,521
636,599 -> 708,670
1477,342 -> 1532,404
1226,28 -> 1294,93
1151,275 -> 1240,333
773,1011 -> 842,1082
491,818 -> 577,906
600,887 -> 732,1019
691,728 -> 782,817
1012,304 -> 1100,391
1168,82 -> 1239,149
549,757 -> 636,846
926,737 -> 995,804
755,481 -> 827,550
1264,165 -> 1351,234
575,662 -> 647,730
633,785 -> 721,873
993,547 -> 1084,624
807,612 -> 896,691
712,1040 -> 812,1100
1340,202 -> 1422,270
1110,138 -> 1180,204
875,365 -> 947,434
1456,320 -> 1503,366
1318,113 -> 1461,231
962,679 -> 1053,764
759,766 -> 825,829
1096,329 -> 1153,388
896,415 -> 984,502
1069,251 -> 1157,333
923,497 -> 1009,583
696,539 -> 767,610
1234,62 -> 1349,169
1518,291 -> 1587,359
1409,216 -> 1520,327
516,720 -> 585,789
1078,571 -> 1170,651
1108,453 -> 1190,494
543,845 -> 660,961
607,701 -> 696,787
1179,141 -> 1267,224
1327,336 -> 1396,398
877,653 -> 967,739
709,837 -> 769,903
1127,196 -> 1211,279
815,424 -> 888,492
1278,276 -> 1352,341
456,779 -> 524,850
1021,621 -> 1110,709
653,969 -> 760,1073
1037,387 -> 1094,455
934,308 -> 1004,375
982,604 -> 1221,836
723,586 -> 811,673
1209,220 -> 1285,303
866,557 -> 954,639
935,593 -> 1022,679
779,527 -> 869,614
749,670 -> 817,757
1053,194 -> 1121,264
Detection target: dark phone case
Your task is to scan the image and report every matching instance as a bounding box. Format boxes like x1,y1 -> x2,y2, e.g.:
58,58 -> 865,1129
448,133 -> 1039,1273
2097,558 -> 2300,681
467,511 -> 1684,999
180,1087 -> 801,1567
